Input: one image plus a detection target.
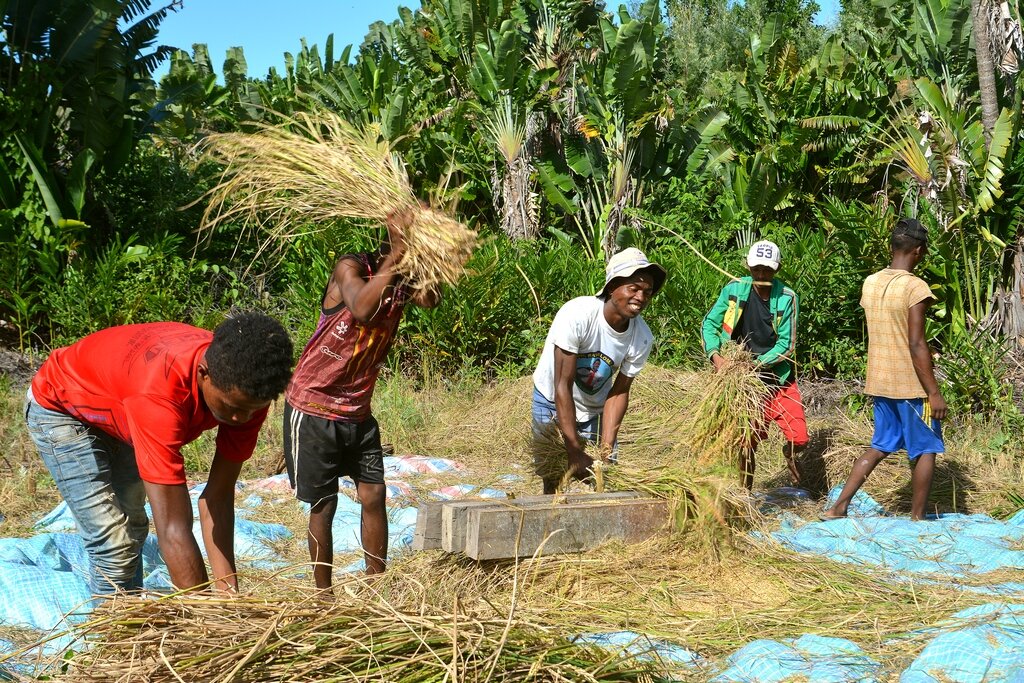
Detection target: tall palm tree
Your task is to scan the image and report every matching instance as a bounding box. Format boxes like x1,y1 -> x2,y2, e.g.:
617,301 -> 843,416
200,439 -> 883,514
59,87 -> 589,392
972,0 -> 1000,142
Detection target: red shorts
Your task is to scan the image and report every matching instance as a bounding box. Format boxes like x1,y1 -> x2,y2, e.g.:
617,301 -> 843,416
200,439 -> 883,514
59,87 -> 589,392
753,381 -> 808,446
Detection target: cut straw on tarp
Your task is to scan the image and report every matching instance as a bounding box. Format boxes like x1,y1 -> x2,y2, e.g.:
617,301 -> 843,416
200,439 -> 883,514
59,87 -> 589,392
196,110 -> 477,289
56,590 -> 657,682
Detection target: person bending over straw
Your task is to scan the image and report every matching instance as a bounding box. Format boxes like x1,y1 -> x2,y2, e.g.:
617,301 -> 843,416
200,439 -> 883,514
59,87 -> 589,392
531,248 -> 667,494
25,314 -> 294,595
823,219 -> 947,521
702,240 -> 807,490
284,209 -> 439,589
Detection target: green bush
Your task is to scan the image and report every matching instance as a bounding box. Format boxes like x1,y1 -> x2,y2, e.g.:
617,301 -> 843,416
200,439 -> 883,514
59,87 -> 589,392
43,232 -> 244,346
936,330 -> 1021,426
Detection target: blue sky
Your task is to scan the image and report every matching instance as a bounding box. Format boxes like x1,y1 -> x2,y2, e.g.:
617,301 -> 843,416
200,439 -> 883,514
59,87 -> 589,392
153,1 -> 400,79
153,0 -> 841,80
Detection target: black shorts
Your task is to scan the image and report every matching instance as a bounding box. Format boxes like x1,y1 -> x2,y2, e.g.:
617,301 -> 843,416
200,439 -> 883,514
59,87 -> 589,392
283,402 -> 386,503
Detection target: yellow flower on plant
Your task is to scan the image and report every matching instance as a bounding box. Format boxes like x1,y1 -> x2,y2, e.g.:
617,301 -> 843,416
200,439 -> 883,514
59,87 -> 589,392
576,119 -> 600,140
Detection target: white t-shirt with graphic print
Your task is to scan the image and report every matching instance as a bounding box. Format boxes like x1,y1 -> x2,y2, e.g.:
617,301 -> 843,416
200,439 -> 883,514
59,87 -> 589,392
533,296 -> 654,421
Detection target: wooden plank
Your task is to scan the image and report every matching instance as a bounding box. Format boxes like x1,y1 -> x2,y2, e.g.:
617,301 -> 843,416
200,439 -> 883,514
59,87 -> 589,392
443,492 -> 648,552
422,491 -> 646,554
441,499 -> 505,553
411,500 -> 445,551
463,498 -> 670,561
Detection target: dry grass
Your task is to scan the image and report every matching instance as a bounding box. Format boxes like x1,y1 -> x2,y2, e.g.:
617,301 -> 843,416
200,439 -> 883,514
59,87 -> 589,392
374,374 -> 538,501
2,370 -> 1022,680
596,462 -> 757,547
9,534 -> 978,682
198,111 -> 477,289
48,588 -> 657,682
820,412 -> 1024,516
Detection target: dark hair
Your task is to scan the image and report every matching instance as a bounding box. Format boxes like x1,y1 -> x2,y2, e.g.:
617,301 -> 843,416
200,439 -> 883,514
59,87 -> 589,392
206,312 -> 294,401
891,218 -> 929,252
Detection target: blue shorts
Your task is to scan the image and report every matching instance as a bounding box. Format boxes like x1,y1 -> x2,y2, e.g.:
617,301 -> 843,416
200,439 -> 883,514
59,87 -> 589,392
531,388 -> 600,446
870,397 -> 944,460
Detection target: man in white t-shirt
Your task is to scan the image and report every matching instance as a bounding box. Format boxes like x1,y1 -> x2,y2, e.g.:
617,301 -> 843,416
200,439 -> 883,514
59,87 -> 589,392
531,248 -> 667,493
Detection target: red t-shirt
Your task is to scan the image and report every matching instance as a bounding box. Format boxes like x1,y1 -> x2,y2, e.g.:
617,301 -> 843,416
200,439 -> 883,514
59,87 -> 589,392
30,322 -> 268,485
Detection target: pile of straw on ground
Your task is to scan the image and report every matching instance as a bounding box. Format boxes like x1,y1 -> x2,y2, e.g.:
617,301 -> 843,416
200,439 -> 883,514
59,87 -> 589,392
198,111 -> 477,289
56,590 -> 655,682
31,533 -> 977,682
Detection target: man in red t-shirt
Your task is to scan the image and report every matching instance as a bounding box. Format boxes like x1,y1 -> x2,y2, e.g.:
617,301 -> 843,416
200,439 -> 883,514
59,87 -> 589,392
25,312 -> 293,595
284,210 -> 438,588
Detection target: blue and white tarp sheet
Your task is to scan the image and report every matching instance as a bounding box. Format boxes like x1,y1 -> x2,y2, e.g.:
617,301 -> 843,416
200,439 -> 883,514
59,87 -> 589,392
3,468 -> 1023,682
579,487 -> 1024,682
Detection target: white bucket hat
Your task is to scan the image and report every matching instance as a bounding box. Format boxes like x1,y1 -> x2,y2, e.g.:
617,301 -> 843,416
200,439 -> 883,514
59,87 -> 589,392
747,240 -> 781,270
597,247 -> 667,298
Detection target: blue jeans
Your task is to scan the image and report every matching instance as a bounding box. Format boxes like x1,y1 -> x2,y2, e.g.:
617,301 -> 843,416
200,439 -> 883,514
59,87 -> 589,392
25,393 -> 148,595
531,388 -> 616,482
531,388 -> 600,443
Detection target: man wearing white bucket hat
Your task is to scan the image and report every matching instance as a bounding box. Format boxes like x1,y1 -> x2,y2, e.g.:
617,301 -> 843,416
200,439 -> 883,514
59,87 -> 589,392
531,248 -> 667,493
702,239 -> 807,489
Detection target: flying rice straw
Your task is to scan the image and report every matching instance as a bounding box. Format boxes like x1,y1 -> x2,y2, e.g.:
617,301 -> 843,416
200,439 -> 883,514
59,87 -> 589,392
197,110 -> 478,290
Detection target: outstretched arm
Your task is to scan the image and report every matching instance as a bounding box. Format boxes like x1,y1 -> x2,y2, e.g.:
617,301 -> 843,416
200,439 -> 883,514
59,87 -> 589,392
599,373 -> 634,452
145,480 -> 209,590
908,300 -> 947,420
198,454 -> 245,592
553,346 -> 593,476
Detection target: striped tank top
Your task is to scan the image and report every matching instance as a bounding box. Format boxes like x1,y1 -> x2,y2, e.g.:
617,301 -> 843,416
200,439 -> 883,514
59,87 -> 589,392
285,253 -> 407,422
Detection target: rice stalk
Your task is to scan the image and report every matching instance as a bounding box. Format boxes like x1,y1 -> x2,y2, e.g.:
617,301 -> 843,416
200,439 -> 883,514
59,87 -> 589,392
55,591 -> 656,682
197,110 -> 477,289
595,461 -> 758,548
683,343 -> 770,469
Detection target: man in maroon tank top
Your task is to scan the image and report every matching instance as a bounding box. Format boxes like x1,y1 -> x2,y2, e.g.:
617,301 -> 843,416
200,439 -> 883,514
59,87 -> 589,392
284,210 -> 439,589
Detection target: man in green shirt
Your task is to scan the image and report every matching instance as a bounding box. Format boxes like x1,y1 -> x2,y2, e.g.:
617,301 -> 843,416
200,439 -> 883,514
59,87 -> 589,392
701,241 -> 807,489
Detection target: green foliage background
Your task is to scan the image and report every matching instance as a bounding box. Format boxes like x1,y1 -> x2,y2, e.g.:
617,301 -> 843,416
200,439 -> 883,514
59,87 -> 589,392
2,0 -> 1023,421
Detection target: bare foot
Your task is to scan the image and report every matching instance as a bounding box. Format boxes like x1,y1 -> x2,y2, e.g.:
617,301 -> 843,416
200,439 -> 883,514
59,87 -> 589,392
819,509 -> 846,521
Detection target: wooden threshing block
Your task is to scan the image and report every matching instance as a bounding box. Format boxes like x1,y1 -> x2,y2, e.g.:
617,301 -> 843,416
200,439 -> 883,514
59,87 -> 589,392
440,492 -> 646,553
412,491 -> 665,557
463,497 -> 670,561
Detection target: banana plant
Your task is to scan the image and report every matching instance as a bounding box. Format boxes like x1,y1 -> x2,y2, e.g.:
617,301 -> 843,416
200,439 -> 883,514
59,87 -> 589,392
2,0 -> 178,209
715,14 -> 895,230
879,76 -> 1013,229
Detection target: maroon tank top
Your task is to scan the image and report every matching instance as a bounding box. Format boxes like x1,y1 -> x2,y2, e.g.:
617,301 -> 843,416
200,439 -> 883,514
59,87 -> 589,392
285,253 -> 407,422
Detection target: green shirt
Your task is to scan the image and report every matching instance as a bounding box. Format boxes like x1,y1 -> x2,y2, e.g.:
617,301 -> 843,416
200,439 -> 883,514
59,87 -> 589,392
700,276 -> 799,384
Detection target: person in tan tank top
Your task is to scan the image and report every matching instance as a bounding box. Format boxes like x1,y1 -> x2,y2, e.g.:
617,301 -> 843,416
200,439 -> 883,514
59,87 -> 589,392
823,219 -> 947,521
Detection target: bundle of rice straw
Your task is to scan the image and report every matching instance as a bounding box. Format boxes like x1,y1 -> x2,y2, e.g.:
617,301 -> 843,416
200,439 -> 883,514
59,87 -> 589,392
198,111 -> 477,289
684,342 -> 771,468
595,461 -> 758,543
56,592 -> 654,682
